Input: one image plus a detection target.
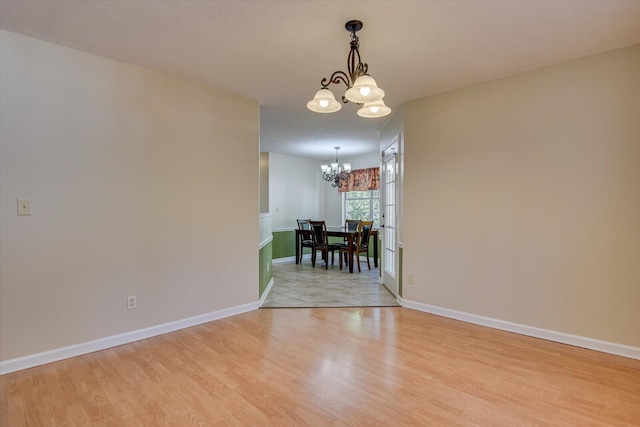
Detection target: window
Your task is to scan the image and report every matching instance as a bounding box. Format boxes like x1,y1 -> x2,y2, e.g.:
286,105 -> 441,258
344,190 -> 380,225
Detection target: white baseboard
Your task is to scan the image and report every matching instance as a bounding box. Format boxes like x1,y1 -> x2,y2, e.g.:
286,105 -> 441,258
272,255 -> 298,263
259,278 -> 275,306
402,300 -> 640,360
0,301 -> 259,375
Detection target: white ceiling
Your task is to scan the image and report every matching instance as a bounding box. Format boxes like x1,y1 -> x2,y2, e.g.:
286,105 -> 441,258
2,0 -> 640,161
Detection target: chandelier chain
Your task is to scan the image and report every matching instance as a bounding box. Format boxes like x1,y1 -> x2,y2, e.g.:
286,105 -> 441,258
318,21 -> 367,101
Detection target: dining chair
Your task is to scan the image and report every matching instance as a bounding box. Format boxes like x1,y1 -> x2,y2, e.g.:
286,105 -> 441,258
339,220 -> 374,272
308,220 -> 340,269
343,219 -> 361,245
297,219 -> 314,263
345,219 -> 361,232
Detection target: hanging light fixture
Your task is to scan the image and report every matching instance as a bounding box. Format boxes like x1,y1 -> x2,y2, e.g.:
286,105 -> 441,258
321,147 -> 351,187
307,20 -> 391,119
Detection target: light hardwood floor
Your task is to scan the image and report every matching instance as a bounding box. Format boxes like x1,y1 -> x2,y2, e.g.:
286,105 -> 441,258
1,307 -> 639,426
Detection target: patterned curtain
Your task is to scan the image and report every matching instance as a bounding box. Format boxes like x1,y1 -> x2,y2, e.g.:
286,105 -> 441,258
337,167 -> 380,193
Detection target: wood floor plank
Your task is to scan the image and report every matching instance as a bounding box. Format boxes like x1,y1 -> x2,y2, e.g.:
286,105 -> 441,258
1,307 -> 639,426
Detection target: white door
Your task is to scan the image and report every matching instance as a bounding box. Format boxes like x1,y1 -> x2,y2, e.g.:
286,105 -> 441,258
381,140 -> 399,297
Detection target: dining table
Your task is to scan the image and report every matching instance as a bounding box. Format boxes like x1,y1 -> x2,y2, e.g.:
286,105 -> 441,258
295,226 -> 379,273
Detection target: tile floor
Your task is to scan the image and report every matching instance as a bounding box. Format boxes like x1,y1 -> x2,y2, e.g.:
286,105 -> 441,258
261,256 -> 400,308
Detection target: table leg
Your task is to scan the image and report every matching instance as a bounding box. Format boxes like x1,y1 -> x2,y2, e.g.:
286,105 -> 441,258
295,230 -> 300,264
373,232 -> 378,268
348,234 -> 354,273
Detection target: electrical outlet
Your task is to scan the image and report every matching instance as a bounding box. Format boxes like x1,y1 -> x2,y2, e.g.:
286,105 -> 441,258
127,295 -> 137,310
267,263 -> 270,272
407,275 -> 414,285
17,199 -> 32,216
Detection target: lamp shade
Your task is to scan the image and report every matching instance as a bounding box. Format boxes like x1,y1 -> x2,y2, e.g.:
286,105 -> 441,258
357,99 -> 391,118
344,75 -> 385,104
307,88 -> 342,113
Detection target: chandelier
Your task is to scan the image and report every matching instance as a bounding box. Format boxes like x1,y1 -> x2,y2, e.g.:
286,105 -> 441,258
321,147 -> 351,187
307,20 -> 391,118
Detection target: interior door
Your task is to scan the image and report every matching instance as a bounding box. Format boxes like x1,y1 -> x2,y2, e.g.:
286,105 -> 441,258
381,140 -> 399,297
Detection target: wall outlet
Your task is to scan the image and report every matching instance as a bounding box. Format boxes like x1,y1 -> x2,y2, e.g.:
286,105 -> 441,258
17,199 -> 32,216
407,275 -> 414,285
127,295 -> 137,310
267,263 -> 270,272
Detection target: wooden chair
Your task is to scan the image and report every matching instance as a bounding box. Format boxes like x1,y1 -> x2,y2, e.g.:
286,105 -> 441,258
309,220 -> 340,269
343,219 -> 361,245
339,220 -> 374,272
345,219 -> 361,232
297,219 -> 313,263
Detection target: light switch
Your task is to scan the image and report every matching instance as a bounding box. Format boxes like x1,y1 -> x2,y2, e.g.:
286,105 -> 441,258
17,199 -> 32,216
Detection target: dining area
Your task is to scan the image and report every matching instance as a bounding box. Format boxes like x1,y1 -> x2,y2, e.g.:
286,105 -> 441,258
260,217 -> 397,309
295,219 -> 379,273
260,219 -> 399,308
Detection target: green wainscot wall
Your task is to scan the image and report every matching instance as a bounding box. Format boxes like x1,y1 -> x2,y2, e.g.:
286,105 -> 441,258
272,230 -> 296,259
259,241 -> 273,298
272,230 -> 382,262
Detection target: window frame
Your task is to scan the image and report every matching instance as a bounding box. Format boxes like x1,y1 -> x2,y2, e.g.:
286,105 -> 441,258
342,189 -> 380,225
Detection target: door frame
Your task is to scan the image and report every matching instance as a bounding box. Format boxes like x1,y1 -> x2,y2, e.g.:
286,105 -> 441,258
380,136 -> 400,299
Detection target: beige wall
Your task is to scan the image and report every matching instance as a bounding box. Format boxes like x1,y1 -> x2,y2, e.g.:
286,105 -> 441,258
259,152 -> 269,213
0,31 -> 260,361
403,44 -> 640,347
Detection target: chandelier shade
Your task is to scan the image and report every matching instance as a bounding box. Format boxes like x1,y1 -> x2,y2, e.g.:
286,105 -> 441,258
307,88 -> 342,113
357,99 -> 391,118
344,75 -> 385,104
307,20 -> 390,119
